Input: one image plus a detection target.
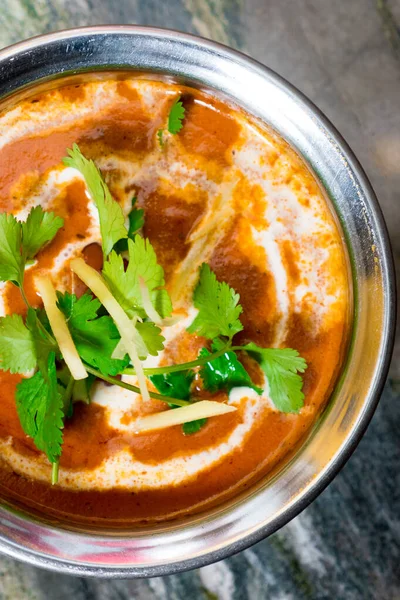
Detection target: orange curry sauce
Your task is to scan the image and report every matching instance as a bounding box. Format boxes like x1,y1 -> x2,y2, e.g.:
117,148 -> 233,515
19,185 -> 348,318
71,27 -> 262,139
0,77 -> 349,525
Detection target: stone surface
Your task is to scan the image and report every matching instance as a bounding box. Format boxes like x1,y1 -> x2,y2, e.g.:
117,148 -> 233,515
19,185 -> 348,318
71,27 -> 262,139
0,1 -> 399,598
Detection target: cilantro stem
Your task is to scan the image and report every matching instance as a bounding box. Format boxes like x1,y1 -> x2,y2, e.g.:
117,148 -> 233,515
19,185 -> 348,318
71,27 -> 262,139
51,461 -> 59,485
19,283 -> 57,346
122,342 -> 231,377
37,317 -> 58,346
62,375 -> 74,416
19,285 -> 30,309
64,376 -> 74,400
84,365 -> 191,407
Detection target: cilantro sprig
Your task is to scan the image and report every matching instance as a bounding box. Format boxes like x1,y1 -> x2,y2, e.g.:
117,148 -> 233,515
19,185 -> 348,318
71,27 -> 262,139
157,96 -> 186,147
0,206 -> 66,480
0,207 -> 63,287
103,236 -> 172,321
16,352 -> 64,480
148,264 -> 307,413
243,344 -> 307,413
21,206 -> 64,262
187,263 -> 243,340
13,308 -> 62,481
63,144 -> 127,258
168,97 -> 185,134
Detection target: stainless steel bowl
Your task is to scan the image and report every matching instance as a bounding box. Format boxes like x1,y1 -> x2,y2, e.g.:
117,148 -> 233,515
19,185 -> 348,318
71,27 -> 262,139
0,25 -> 395,577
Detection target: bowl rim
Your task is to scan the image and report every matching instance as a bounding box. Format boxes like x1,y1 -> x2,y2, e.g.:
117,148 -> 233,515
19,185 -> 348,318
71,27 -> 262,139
0,24 -> 396,578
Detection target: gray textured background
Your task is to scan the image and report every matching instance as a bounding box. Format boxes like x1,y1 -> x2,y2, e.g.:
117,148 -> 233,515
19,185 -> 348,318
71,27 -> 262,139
0,1 -> 399,598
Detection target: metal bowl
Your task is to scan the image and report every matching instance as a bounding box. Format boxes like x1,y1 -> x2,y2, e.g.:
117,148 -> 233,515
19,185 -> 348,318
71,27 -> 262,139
0,26 -> 395,577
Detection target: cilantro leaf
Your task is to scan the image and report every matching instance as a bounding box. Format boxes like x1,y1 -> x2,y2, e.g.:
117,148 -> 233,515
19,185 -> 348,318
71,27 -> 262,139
57,376 -> 74,419
113,320 -> 165,361
200,340 -> 262,395
17,310 -> 63,464
56,292 -> 129,376
114,197 -> 144,253
150,370 -> 195,401
150,370 -> 206,434
26,308 -> 58,374
102,251 -> 134,314
244,343 -> 307,413
0,208 -> 64,287
16,351 -> 64,464
0,314 -> 36,374
168,97 -> 185,134
56,291 -> 99,322
0,213 -> 23,285
157,129 -> 164,147
136,322 -> 165,357
182,419 -> 207,436
63,144 -> 127,258
127,202 -> 145,237
103,237 -> 172,320
21,206 -> 64,261
187,263 -> 243,340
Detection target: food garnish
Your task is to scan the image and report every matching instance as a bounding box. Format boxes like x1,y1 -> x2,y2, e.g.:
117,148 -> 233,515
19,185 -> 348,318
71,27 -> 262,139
133,401 -> 236,433
56,292 -> 129,376
157,95 -> 186,146
187,263 -> 243,340
102,236 -> 172,321
0,143 -> 307,484
16,351 -> 64,485
243,345 -> 307,413
63,144 -> 127,258
157,129 -> 164,148
113,197 -> 144,254
200,339 -> 263,395
70,258 -> 151,403
35,276 -> 88,381
0,314 -> 37,374
0,207 -> 63,287
168,96 -> 185,134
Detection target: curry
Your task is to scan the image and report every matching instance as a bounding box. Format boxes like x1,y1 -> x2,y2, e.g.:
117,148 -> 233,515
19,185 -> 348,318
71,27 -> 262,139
0,77 -> 349,525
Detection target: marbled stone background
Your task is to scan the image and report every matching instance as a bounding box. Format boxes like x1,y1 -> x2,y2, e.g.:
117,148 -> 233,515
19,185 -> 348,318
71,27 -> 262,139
0,1 -> 399,598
